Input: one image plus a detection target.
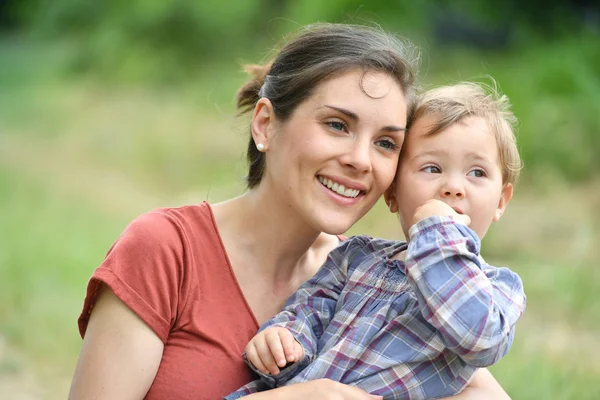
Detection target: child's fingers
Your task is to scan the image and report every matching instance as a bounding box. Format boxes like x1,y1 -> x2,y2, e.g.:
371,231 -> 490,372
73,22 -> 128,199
455,213 -> 471,226
293,340 -> 304,361
254,335 -> 281,375
278,329 -> 302,363
245,342 -> 269,375
265,329 -> 288,368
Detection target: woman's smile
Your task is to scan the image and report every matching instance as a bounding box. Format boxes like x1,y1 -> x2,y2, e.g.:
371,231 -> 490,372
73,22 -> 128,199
317,175 -> 365,199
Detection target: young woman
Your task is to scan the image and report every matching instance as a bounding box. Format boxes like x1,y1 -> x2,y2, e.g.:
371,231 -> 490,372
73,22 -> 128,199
69,23 -> 510,400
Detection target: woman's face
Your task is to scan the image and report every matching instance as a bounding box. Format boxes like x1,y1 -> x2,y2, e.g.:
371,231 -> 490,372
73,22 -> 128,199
260,69 -> 408,234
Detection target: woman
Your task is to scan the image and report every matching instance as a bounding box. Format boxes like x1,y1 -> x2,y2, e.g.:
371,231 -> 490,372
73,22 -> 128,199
69,23 -> 510,399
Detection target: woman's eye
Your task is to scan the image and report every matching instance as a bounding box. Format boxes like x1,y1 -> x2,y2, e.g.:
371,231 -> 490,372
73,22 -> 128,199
468,169 -> 486,178
376,139 -> 398,151
327,120 -> 347,132
423,165 -> 441,173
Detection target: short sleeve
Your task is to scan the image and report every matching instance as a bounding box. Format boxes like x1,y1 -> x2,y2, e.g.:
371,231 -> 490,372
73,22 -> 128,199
78,210 -> 189,344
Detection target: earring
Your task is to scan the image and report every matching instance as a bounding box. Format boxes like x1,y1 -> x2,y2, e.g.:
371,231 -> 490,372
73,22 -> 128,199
256,143 -> 265,152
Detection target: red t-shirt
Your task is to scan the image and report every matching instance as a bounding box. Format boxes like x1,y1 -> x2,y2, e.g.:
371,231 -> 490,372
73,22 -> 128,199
78,202 -> 260,399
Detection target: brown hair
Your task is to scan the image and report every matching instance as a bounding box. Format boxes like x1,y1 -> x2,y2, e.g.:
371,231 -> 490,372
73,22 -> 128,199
410,81 -> 522,185
237,23 -> 420,188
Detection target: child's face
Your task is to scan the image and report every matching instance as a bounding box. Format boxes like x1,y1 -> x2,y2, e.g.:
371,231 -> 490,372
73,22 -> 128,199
388,115 -> 513,240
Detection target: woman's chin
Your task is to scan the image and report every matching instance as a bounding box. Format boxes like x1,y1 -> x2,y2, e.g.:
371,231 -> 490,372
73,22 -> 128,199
311,210 -> 364,236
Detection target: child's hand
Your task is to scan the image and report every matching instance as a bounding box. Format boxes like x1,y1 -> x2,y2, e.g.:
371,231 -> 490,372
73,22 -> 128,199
245,327 -> 304,376
412,199 -> 471,227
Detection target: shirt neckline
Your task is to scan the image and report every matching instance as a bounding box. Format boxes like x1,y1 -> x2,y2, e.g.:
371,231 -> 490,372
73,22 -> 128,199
383,241 -> 408,268
203,201 -> 260,330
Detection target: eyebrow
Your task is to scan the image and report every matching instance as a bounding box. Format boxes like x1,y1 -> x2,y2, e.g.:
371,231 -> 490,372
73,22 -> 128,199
323,105 -> 405,132
413,150 -> 494,163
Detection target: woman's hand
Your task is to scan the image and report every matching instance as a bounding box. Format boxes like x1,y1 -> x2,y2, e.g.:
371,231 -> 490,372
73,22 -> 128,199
443,368 -> 511,400
249,369 -> 508,400
68,284 -> 164,400
245,379 -> 382,400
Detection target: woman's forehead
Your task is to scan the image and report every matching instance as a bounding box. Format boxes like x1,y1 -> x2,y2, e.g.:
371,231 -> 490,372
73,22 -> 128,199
308,70 -> 406,117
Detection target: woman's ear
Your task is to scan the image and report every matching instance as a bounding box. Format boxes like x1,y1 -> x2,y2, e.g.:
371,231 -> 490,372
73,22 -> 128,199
494,183 -> 513,221
251,98 -> 275,151
383,183 -> 399,213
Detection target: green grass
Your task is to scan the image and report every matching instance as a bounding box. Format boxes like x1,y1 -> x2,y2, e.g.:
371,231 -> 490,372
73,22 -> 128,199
0,165 -> 131,374
491,349 -> 600,400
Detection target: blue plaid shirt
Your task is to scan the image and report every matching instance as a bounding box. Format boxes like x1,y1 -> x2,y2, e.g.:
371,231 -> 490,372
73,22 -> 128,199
226,216 -> 525,399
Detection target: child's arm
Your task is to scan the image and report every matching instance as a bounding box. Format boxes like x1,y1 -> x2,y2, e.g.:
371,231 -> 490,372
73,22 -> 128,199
405,215 -> 525,368
243,236 -> 368,385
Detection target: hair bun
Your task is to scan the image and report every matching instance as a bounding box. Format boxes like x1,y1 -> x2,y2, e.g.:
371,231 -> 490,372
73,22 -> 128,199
236,62 -> 273,115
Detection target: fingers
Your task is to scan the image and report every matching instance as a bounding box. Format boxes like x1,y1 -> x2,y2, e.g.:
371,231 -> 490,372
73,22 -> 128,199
278,328 -> 303,363
346,385 -> 383,400
413,199 -> 472,227
455,212 -> 471,226
246,332 -> 280,375
276,379 -> 384,399
245,341 -> 270,375
254,331 -> 281,375
316,379 -> 383,399
293,340 -> 304,361
343,385 -> 383,399
265,329 -> 287,369
245,328 -> 303,376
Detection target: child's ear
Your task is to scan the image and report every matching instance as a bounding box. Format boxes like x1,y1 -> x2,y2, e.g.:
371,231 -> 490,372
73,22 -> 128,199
494,183 -> 513,221
251,98 -> 275,150
383,184 -> 399,214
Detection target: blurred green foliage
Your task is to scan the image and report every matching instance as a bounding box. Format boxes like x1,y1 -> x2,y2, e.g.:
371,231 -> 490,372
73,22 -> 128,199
1,1 -> 600,398
424,34 -> 600,183
4,0 -> 597,181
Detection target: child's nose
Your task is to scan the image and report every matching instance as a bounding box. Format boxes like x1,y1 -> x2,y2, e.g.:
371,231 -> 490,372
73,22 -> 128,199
441,177 -> 465,199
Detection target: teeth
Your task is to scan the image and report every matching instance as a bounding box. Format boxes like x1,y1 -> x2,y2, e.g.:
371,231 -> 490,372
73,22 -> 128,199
318,176 -> 360,198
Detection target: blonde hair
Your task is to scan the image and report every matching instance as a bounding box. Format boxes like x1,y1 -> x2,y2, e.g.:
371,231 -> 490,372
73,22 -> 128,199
410,81 -> 522,185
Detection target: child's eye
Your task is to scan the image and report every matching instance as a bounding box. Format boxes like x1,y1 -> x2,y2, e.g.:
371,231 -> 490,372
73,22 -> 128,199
326,120 -> 347,132
423,165 -> 441,174
468,169 -> 486,178
375,139 -> 398,151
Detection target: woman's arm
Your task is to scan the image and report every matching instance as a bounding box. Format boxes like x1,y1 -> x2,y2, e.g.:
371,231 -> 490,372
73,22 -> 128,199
69,285 -> 164,400
443,369 -> 511,400
243,379 -> 383,400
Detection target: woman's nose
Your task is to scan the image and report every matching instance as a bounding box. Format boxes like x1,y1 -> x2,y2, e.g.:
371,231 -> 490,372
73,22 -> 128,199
340,139 -> 372,173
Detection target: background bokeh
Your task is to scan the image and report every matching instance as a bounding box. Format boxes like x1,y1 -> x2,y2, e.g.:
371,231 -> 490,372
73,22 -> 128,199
1,1 -> 599,398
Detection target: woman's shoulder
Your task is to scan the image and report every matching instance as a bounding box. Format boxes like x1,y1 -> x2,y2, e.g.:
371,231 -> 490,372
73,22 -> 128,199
100,201 -> 225,275
80,202 -> 228,340
141,201 -> 213,225
123,201 -> 216,242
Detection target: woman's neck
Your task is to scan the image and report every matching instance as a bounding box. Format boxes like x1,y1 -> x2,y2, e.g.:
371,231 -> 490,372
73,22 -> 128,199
211,188 -> 324,282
